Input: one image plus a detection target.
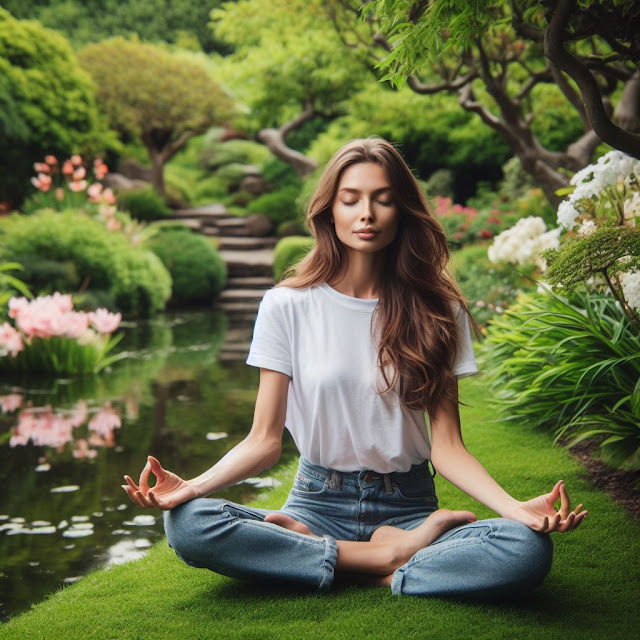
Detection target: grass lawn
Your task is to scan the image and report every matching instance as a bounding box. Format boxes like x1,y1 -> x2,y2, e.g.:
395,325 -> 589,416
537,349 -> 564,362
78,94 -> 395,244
2,375 -> 639,640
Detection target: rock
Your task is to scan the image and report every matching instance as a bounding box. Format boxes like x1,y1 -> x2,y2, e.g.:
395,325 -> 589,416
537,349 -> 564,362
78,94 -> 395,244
103,173 -> 149,193
245,214 -> 274,237
239,175 -> 271,196
119,159 -> 152,182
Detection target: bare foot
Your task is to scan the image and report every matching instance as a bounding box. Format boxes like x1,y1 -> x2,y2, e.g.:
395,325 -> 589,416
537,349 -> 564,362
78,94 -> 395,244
264,513 -> 321,538
371,508 -> 477,570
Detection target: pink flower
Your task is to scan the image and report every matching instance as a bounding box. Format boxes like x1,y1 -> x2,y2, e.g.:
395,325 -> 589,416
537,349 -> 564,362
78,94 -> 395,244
87,182 -> 104,202
99,204 -> 116,218
102,188 -> 116,204
62,161 -> 74,175
0,322 -> 24,356
73,439 -> 98,459
70,154 -> 83,166
89,404 -> 121,437
8,297 -> 29,319
30,174 -> 52,192
72,167 -> 86,180
45,155 -> 58,166
62,312 -> 90,339
88,308 -> 121,334
33,162 -> 51,173
68,180 -> 88,192
69,400 -> 89,428
106,217 -> 122,231
0,394 -> 23,413
475,300 -> 486,308
55,188 -> 65,202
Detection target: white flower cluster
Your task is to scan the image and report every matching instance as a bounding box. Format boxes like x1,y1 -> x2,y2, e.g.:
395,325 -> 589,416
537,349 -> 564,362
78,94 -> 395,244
620,271 -> 640,312
557,150 -> 640,229
488,216 -> 562,269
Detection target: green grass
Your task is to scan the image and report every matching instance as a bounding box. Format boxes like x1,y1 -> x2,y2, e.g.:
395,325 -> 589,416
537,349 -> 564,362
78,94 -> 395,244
2,375 -> 639,639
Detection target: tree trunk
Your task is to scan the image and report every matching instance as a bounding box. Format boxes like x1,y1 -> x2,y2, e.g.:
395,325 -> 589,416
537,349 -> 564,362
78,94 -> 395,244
147,147 -> 166,197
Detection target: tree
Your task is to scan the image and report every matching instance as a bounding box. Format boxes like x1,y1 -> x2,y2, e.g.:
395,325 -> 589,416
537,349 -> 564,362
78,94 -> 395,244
210,0 -> 371,176
327,0 -> 640,206
0,7 -> 114,208
78,37 -> 234,196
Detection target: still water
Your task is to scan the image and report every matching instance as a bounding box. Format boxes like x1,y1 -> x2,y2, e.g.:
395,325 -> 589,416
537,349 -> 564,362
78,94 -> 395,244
0,310 -> 295,621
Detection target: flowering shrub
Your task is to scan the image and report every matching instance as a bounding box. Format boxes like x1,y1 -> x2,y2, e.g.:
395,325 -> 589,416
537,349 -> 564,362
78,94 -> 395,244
0,293 -> 125,375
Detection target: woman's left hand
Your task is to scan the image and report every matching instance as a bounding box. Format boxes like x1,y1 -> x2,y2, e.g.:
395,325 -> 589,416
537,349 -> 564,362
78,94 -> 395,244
502,480 -> 588,533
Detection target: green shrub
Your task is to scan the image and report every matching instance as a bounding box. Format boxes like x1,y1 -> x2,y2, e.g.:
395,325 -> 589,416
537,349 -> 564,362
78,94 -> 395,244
117,187 -> 172,220
424,169 -> 455,198
480,289 -> 640,471
273,236 -> 315,281
0,210 -> 171,316
215,163 -> 255,190
146,228 -> 227,305
10,254 -> 79,294
247,186 -> 302,225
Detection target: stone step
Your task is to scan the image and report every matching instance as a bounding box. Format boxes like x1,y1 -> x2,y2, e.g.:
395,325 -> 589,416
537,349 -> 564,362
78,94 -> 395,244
215,217 -> 249,229
171,218 -> 202,231
219,342 -> 252,355
172,203 -> 229,219
218,236 -> 279,251
215,301 -> 261,314
220,249 -> 274,279
218,288 -> 267,302
226,276 -> 274,289
224,327 -> 255,342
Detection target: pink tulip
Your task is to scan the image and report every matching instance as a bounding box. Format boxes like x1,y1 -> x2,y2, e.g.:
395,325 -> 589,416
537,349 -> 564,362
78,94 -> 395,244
45,155 -> 58,165
102,188 -> 116,204
62,312 -> 90,339
8,297 -> 29,319
72,167 -> 86,180
88,308 -> 121,334
33,162 -> 51,173
70,154 -> 83,166
0,394 -> 23,413
62,160 -> 74,175
0,322 -> 24,356
68,179 -> 88,192
87,182 -> 104,202
99,204 -> 116,218
55,187 -> 65,202
106,217 -> 122,231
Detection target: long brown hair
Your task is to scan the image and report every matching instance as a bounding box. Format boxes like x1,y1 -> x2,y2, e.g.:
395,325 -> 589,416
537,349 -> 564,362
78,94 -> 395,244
278,137 -> 474,417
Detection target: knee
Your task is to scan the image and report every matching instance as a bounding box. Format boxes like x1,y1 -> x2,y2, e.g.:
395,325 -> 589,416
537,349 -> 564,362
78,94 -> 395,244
163,498 -> 227,563
491,519 -> 553,591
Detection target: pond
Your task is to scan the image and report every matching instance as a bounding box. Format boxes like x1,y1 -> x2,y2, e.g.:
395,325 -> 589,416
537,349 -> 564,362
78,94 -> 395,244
0,309 -> 297,622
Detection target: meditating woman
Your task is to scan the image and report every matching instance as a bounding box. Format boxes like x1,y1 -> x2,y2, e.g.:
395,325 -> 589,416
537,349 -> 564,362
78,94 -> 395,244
123,137 -> 587,596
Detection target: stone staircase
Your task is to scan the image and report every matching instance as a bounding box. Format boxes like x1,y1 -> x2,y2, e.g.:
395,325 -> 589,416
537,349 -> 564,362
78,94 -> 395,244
171,204 -> 276,363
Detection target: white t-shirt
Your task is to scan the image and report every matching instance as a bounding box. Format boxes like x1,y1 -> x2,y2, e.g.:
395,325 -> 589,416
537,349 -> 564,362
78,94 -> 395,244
246,283 -> 478,473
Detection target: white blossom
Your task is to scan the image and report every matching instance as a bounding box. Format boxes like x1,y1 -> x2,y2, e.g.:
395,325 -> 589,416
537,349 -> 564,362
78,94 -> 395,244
577,220 -> 597,236
557,200 -> 581,230
620,271 -> 640,311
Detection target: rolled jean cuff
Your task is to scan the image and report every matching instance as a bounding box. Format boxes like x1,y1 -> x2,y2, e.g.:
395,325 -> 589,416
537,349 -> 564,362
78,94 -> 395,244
318,535 -> 338,591
390,563 -> 406,595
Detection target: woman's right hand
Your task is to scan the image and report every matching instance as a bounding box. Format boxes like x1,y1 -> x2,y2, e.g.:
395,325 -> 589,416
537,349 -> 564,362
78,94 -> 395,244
122,455 -> 198,510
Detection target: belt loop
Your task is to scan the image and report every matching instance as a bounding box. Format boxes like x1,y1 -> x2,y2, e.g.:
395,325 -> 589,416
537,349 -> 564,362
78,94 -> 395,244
428,460 -> 437,479
383,473 -> 392,494
328,469 -> 342,491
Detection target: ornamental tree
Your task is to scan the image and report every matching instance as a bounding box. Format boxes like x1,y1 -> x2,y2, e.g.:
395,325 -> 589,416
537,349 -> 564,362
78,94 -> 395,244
78,37 -> 234,196
0,7 -> 114,208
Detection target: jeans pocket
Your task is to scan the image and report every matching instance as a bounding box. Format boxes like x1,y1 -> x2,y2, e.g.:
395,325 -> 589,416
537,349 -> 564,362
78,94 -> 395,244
290,472 -> 328,497
392,476 -> 437,503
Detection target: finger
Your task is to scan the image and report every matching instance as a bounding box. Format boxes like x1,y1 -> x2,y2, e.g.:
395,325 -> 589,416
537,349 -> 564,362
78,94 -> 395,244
571,511 -> 589,529
148,491 -> 166,510
537,516 -> 549,532
122,485 -> 145,508
559,481 -> 571,520
134,490 -> 154,509
573,503 -> 583,515
148,456 -> 166,482
548,480 -> 563,506
124,475 -> 140,492
139,461 -> 152,494
545,513 -> 562,533
557,511 -> 575,533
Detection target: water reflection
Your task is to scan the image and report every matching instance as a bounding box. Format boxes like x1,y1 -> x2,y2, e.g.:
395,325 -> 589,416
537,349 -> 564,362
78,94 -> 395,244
0,310 -> 295,621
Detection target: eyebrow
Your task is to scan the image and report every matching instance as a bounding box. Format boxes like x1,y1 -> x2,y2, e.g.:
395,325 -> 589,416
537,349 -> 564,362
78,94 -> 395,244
337,187 -> 392,195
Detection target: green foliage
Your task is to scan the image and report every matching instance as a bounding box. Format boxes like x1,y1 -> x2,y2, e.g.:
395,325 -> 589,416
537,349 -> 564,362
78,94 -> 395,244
9,255 -> 78,296
451,244 -> 536,327
0,8 -> 117,207
0,262 -> 32,315
117,188 -> 172,221
247,186 -> 302,225
198,131 -> 271,171
0,211 -> 171,317
543,226 -> 640,294
273,236 -> 315,281
424,169 -> 455,199
1,0 -> 233,54
146,227 -> 227,305
480,288 -> 640,471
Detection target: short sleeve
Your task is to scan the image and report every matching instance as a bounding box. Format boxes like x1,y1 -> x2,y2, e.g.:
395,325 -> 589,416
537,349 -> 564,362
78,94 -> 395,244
452,307 -> 479,378
246,289 -> 292,378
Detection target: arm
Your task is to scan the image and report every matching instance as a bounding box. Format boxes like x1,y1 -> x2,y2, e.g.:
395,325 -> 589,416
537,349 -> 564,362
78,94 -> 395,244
429,379 -> 587,533
123,368 -> 290,510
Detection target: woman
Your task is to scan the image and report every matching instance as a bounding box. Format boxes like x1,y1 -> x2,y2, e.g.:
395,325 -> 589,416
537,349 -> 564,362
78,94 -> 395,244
123,138 -> 587,597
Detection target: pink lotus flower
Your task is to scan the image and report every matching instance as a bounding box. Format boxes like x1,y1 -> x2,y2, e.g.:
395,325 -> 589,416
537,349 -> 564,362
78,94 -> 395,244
62,312 -> 90,339
68,180 -> 88,192
89,404 -> 121,437
88,308 -> 121,334
45,155 -> 58,165
62,161 -> 74,175
73,167 -> 86,180
0,322 -> 24,356
73,439 -> 98,459
70,154 -> 83,166
33,162 -> 51,173
0,394 -> 23,413
69,400 -> 89,428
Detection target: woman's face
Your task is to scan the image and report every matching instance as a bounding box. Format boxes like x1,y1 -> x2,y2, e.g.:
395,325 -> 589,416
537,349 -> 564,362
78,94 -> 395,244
331,162 -> 400,254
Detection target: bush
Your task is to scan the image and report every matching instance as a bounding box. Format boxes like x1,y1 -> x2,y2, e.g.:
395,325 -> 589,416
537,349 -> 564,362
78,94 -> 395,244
0,210 -> 171,316
146,227 -> 226,305
247,186 -> 302,225
273,236 -> 315,281
424,169 -> 455,199
480,289 -> 640,472
117,187 -> 172,221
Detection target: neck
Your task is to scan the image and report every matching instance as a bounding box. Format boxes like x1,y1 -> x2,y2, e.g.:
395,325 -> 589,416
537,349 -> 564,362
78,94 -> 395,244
327,249 -> 386,299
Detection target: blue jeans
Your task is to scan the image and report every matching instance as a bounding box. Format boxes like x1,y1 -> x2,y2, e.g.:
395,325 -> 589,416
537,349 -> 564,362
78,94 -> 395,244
164,456 -> 553,597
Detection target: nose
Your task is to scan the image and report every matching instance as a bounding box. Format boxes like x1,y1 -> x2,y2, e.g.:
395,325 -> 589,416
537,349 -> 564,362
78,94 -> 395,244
361,198 -> 374,221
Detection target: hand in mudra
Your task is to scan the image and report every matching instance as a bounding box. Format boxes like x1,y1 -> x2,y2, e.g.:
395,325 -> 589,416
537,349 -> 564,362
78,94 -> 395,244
122,456 -> 198,510
503,480 -> 588,533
